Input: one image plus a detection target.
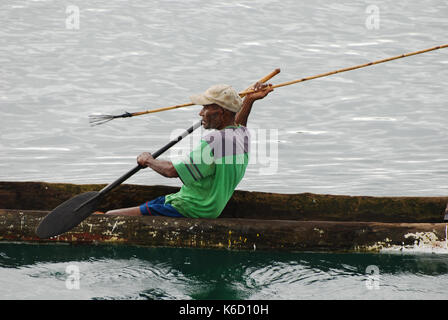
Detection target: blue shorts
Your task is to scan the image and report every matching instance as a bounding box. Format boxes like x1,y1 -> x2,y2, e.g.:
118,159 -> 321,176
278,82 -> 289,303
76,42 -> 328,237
139,196 -> 184,217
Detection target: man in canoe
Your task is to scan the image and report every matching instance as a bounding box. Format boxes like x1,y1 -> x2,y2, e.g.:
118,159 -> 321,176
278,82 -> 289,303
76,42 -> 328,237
105,82 -> 273,218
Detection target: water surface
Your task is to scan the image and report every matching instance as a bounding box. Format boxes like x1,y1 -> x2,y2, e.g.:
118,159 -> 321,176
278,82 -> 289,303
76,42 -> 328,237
1,243 -> 447,300
1,0 -> 447,301
1,0 -> 447,196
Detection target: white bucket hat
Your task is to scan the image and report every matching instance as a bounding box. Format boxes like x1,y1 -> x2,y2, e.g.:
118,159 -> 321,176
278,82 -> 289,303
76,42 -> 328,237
190,84 -> 243,113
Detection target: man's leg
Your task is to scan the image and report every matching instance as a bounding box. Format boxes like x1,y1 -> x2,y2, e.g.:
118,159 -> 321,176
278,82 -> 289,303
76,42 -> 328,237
105,206 -> 141,216
103,196 -> 183,217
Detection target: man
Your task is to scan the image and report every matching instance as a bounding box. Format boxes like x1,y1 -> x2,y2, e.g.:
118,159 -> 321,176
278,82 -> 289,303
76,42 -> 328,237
105,82 -> 273,218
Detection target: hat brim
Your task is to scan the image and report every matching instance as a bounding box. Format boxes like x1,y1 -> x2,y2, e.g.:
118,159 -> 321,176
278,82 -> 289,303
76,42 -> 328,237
190,94 -> 214,106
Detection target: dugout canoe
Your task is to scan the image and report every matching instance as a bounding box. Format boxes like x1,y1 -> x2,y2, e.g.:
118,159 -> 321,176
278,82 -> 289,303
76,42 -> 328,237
0,181 -> 447,253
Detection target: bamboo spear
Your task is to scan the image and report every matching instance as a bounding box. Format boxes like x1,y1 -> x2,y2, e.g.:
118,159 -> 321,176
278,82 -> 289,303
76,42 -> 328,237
240,44 -> 448,95
90,44 -> 447,126
89,68 -> 281,126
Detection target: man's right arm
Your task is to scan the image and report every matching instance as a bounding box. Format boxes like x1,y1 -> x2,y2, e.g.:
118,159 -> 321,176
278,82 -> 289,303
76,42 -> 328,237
137,152 -> 178,178
236,82 -> 273,126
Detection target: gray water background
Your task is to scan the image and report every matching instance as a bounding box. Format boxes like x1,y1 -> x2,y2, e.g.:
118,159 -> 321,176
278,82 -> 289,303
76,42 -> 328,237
1,0 -> 448,300
1,0 -> 448,196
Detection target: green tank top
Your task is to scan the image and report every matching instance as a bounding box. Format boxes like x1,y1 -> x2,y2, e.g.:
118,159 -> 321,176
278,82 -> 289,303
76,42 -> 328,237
165,125 -> 250,218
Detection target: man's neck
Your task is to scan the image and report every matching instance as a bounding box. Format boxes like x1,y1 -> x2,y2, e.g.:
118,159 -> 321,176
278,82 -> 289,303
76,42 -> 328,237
216,117 -> 237,130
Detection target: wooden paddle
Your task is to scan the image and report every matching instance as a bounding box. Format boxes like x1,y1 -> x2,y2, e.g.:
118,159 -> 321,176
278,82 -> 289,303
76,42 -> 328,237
36,121 -> 202,239
89,68 -> 281,126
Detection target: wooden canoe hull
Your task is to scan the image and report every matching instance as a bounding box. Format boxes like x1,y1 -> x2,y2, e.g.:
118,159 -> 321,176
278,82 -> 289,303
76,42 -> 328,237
0,181 -> 447,222
0,181 -> 447,252
0,209 -> 446,252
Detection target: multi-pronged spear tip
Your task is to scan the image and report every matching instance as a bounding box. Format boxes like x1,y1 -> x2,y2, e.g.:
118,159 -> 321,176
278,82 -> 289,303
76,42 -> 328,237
88,114 -> 115,126
88,112 -> 133,126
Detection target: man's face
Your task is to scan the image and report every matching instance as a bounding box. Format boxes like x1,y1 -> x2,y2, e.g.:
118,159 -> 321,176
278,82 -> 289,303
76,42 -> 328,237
199,104 -> 223,129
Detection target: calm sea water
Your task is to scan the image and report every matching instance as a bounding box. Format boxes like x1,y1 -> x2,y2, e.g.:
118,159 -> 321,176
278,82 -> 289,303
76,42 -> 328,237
0,243 -> 447,300
1,0 -> 448,300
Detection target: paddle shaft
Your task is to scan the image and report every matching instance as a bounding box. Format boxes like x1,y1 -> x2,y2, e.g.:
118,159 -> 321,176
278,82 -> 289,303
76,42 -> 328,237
75,121 -> 202,210
239,44 -> 448,95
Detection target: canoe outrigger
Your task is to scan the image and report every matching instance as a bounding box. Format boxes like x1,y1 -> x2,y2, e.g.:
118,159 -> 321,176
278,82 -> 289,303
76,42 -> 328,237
0,181 -> 447,252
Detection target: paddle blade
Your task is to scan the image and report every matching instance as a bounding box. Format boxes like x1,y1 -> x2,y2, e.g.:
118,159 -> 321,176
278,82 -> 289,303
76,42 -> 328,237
36,191 -> 102,239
